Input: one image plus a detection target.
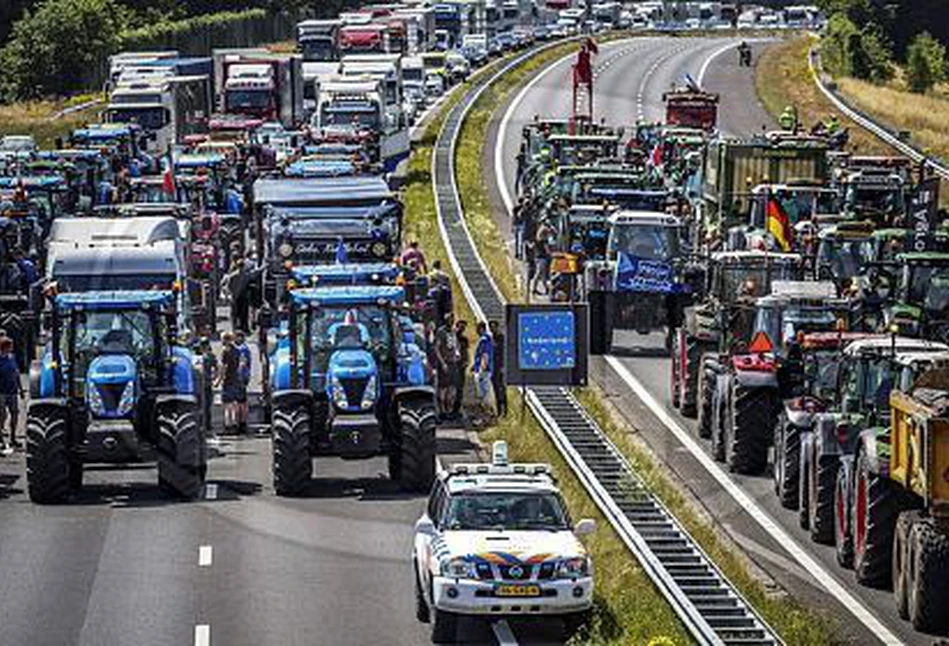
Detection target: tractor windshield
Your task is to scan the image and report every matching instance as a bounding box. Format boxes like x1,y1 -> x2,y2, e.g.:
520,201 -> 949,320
753,305 -> 837,351
846,184 -> 903,217
610,223 -> 679,261
66,309 -> 159,395
905,262 -> 949,314
304,304 -> 393,371
817,237 -> 873,280
719,262 -> 799,304
804,350 -> 841,400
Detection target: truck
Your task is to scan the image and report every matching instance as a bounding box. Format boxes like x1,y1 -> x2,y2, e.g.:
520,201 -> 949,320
393,7 -> 436,53
339,23 -> 388,54
105,74 -> 211,153
700,134 -> 830,248
663,86 -> 719,131
212,50 -> 305,128
297,19 -> 342,62
433,3 -> 463,47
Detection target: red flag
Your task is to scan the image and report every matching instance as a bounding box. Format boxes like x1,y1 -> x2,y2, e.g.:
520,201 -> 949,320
162,160 -> 175,196
586,37 -> 599,55
574,49 -> 592,85
649,142 -> 663,168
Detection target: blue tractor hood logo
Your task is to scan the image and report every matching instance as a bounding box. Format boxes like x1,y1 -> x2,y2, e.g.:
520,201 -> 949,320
86,354 -> 137,418
615,251 -> 684,294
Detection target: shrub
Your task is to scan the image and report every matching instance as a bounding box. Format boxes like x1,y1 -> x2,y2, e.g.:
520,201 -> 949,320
822,12 -> 893,82
906,31 -> 947,94
0,0 -> 125,101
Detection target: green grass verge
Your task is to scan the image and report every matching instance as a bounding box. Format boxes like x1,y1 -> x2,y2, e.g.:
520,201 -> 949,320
454,37 -> 844,645
0,94 -> 103,148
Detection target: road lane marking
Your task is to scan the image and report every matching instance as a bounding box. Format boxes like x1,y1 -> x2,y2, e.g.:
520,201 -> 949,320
697,40 -> 743,86
199,545 -> 213,567
194,624 -> 210,646
604,355 -> 904,646
491,619 -> 519,645
204,483 -> 218,500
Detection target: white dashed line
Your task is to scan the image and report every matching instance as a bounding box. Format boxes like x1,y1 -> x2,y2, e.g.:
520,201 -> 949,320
199,545 -> 213,567
194,624 -> 210,646
204,483 -> 218,500
491,619 -> 519,645
604,356 -> 905,646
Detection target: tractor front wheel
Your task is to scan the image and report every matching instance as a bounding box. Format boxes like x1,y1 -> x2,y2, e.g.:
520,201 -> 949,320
157,406 -> 205,500
907,515 -> 949,632
272,405 -> 312,496
853,451 -> 902,587
727,383 -> 774,475
393,399 -> 437,492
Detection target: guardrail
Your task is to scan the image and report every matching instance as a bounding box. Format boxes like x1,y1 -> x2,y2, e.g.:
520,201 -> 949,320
432,36 -> 783,646
808,47 -> 949,181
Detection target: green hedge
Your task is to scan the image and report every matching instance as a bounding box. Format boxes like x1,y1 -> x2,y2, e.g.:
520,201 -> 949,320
120,9 -> 294,55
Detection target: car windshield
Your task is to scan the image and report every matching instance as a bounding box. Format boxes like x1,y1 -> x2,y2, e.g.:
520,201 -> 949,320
301,39 -> 335,61
906,262 -> 949,313
443,492 -> 570,531
818,237 -> 874,280
226,91 -> 272,111
610,223 -> 679,261
321,104 -> 380,128
107,107 -> 166,131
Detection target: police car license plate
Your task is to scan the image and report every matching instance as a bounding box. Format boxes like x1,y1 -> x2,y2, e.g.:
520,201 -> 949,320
495,584 -> 540,597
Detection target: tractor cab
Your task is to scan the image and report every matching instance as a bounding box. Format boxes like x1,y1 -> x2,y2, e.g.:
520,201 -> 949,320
750,281 -> 847,358
739,182 -> 838,252
815,221 -> 875,288
886,252 -> 949,340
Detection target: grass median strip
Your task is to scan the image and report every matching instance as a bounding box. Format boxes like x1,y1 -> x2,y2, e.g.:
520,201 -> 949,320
0,94 -> 103,147
452,38 -> 843,645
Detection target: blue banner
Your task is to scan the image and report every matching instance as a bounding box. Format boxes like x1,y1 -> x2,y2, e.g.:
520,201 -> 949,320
518,311 -> 576,370
615,251 -> 680,294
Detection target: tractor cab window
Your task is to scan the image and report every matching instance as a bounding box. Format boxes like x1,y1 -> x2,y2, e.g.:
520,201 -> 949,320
818,237 -> 873,280
609,223 -> 678,262
805,350 -> 841,400
863,357 -> 895,414
69,309 -> 157,392
846,184 -> 903,216
904,263 -> 949,314
309,304 -> 393,369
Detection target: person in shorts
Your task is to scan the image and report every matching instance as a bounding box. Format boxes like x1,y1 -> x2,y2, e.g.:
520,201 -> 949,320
217,332 -> 244,435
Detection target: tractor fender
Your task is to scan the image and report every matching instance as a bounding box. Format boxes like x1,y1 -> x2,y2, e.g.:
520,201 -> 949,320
271,389 -> 314,411
28,398 -> 70,417
172,347 -> 197,396
813,413 -> 846,459
271,348 -> 292,391
399,344 -> 428,386
785,405 -> 814,429
732,368 -> 779,389
837,453 -> 856,529
155,394 -> 199,413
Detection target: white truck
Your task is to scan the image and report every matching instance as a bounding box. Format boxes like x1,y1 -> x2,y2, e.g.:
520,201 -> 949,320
296,19 -> 342,62
340,54 -> 407,141
104,74 -> 210,153
212,49 -> 305,128
413,442 -> 596,642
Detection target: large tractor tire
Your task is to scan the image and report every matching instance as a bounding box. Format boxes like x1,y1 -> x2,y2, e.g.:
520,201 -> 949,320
391,399 -> 437,492
808,456 -> 838,545
892,510 -> 919,620
834,462 -> 854,568
679,334 -> 703,418
670,334 -> 681,410
157,406 -> 205,500
853,451 -> 902,587
726,383 -> 775,475
798,433 -> 813,531
26,407 -> 70,504
907,516 -> 949,632
773,414 -> 800,509
696,359 -> 715,440
272,405 -> 312,496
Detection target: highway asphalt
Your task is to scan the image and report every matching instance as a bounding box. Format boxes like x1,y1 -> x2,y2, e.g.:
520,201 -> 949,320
487,36 -> 933,646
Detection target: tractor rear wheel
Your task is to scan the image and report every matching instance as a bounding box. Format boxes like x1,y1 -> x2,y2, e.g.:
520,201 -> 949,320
679,334 -> 703,418
908,516 -> 949,632
393,399 -> 437,492
157,406 -> 204,499
798,434 -> 813,531
272,405 -> 312,496
727,383 -> 774,475
808,456 -> 838,545
696,360 -> 715,440
853,451 -> 901,587
26,407 -> 70,503
834,463 -> 854,568
892,510 -> 918,620
774,415 -> 800,509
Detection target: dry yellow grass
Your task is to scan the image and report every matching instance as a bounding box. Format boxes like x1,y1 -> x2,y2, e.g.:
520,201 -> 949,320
837,76 -> 949,161
0,95 -> 104,148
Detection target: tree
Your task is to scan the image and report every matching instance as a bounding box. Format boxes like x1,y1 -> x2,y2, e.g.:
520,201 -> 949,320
0,0 -> 125,101
822,12 -> 893,82
906,31 -> 946,94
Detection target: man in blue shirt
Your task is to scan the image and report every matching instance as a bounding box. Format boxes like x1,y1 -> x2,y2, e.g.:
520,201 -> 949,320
235,330 -> 252,435
472,321 -> 494,418
0,336 -> 23,450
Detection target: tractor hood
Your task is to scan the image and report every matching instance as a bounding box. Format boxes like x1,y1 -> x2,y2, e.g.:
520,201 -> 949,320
86,354 -> 137,419
328,348 -> 376,378
326,348 -> 379,412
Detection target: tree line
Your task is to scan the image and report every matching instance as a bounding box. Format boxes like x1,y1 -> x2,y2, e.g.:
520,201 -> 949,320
817,0 -> 947,92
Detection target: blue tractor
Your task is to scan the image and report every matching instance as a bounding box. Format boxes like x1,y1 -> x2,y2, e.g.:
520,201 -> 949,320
269,285 -> 436,495
27,290 -> 207,503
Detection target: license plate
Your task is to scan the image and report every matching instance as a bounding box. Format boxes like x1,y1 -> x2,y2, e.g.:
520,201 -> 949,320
495,584 -> 541,597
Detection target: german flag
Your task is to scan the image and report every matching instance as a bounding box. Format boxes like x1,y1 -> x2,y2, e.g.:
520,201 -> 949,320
766,197 -> 792,252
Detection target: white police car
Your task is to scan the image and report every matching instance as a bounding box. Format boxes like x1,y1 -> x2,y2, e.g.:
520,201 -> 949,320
412,442 -> 596,642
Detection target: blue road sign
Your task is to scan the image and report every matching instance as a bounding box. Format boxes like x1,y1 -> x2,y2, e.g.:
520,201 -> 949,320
518,311 -> 576,370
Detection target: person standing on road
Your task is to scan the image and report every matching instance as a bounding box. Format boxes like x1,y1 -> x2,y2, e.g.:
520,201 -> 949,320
452,319 -> 470,418
532,222 -> 554,296
401,240 -> 427,274
225,258 -> 250,333
235,330 -> 252,435
217,332 -> 243,435
0,336 -> 23,450
434,313 -> 460,418
489,320 -> 507,418
472,321 -> 494,420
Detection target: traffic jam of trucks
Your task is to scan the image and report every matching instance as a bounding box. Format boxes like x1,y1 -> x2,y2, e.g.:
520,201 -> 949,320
3,0 -> 949,642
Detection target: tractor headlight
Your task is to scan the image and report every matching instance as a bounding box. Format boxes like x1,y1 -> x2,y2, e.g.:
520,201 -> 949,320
372,242 -> 388,258
279,242 -> 294,259
331,375 -> 348,408
116,381 -> 135,416
360,375 -> 377,410
441,557 -> 477,579
88,384 -> 104,415
556,556 -> 591,579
